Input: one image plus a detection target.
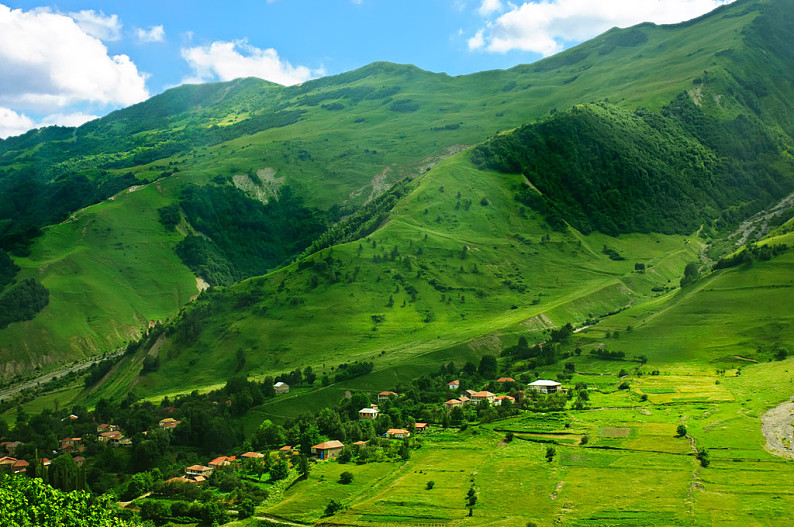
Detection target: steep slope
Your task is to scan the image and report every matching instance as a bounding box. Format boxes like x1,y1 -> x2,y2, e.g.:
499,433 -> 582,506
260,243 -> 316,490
1,0 -> 790,377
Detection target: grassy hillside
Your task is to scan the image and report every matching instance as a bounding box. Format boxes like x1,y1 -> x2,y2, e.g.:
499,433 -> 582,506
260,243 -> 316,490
94,147 -> 702,402
2,0 -> 793,378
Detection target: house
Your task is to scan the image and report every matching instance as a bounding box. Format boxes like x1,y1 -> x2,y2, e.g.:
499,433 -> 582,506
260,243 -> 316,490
497,377 -> 516,383
96,424 -> 119,433
241,451 -> 265,459
11,459 -> 28,474
458,395 -> 471,405
1,441 -> 23,456
465,389 -> 478,398
385,428 -> 410,439
311,440 -> 344,460
40,458 -> 52,467
470,391 -> 496,405
73,456 -> 85,466
99,431 -> 129,446
359,407 -> 379,420
528,380 -> 562,394
443,398 -> 463,409
274,382 -> 289,394
0,456 -> 17,473
59,437 -> 82,453
447,380 -> 460,390
494,395 -> 515,406
414,423 -> 429,433
185,464 -> 214,478
159,418 -> 181,429
378,391 -> 398,402
278,445 -> 293,453
209,456 -> 233,468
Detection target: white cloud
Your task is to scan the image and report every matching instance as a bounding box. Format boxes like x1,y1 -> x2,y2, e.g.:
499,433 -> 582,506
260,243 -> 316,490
0,106 -> 35,139
471,0 -> 735,56
468,29 -> 486,50
0,4 -> 149,113
478,0 -> 504,16
68,9 -> 122,42
181,40 -> 324,86
136,25 -> 165,43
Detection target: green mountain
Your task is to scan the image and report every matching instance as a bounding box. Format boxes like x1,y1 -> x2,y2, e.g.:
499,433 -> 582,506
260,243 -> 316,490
2,0 -> 793,383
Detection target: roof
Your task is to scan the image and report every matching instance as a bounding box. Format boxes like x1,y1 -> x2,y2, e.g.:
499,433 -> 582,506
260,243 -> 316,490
311,440 -> 344,450
186,464 -> 212,471
529,380 -> 562,386
472,391 -> 495,398
497,377 -> 516,382
359,407 -> 378,413
100,431 -> 122,438
415,422 -> 428,428
279,445 -> 292,451
274,381 -> 288,387
242,451 -> 265,458
0,456 -> 16,464
378,391 -> 397,396
209,456 -> 229,466
443,399 -> 461,405
13,460 -> 29,467
496,395 -> 515,401
447,380 -> 459,385
353,440 -> 368,445
386,429 -> 409,435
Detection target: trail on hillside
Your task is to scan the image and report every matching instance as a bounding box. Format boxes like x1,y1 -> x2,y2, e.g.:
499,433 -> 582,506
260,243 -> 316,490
761,395 -> 794,459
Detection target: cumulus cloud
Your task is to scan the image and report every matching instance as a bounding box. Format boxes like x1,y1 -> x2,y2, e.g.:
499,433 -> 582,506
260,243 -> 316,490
468,29 -> 486,50
0,4 -> 149,113
471,0 -> 734,56
0,106 -> 35,139
136,25 -> 165,43
68,9 -> 122,42
478,0 -> 504,16
181,40 -> 323,86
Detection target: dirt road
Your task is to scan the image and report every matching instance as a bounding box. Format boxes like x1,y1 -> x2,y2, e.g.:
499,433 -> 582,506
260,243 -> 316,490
0,348 -> 124,402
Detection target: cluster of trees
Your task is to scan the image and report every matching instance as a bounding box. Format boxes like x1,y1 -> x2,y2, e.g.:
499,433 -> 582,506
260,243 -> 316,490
176,184 -> 327,285
713,242 -> 788,270
0,278 -> 49,330
471,100 -> 792,237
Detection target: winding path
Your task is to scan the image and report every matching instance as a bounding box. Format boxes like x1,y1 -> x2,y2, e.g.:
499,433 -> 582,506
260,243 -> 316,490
761,395 -> 794,459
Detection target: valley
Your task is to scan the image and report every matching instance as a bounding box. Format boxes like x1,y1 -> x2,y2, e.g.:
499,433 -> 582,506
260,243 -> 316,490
2,0 -> 794,526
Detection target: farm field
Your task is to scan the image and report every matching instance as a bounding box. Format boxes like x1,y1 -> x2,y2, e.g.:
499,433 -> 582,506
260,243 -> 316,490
251,354 -> 794,527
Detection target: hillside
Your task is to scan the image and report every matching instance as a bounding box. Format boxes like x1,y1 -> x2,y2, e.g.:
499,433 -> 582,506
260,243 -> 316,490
2,0 -> 793,378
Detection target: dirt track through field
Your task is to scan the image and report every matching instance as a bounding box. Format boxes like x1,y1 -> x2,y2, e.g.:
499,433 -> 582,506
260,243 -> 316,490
761,395 -> 794,459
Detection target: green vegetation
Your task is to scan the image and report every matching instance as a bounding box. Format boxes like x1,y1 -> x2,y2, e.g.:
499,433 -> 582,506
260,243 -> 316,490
0,0 -> 785,376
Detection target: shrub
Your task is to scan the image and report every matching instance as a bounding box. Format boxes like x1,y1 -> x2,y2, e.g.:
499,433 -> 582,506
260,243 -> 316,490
339,471 -> 353,484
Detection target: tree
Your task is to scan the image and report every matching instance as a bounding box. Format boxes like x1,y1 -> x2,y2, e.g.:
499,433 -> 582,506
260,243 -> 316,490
677,424 -> 688,437
478,355 -> 498,379
270,459 -> 289,481
238,498 -> 255,519
545,446 -> 556,462
298,454 -> 310,479
426,480 -> 435,490
696,448 -> 710,467
324,499 -> 342,516
680,262 -> 700,288
339,471 -> 354,484
49,454 -> 80,492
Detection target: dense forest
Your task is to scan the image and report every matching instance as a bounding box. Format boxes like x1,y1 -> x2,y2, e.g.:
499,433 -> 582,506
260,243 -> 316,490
471,101 -> 793,236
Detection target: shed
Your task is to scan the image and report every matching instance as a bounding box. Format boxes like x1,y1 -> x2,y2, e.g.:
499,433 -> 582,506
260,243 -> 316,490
528,380 -> 562,394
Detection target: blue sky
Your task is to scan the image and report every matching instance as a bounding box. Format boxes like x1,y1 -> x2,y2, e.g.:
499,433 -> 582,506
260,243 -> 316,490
0,0 -> 733,138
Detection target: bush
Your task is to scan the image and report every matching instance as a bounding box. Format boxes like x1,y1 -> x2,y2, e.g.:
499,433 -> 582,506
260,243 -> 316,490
324,499 -> 343,516
677,424 -> 688,437
426,480 -> 435,490
339,471 -> 354,484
